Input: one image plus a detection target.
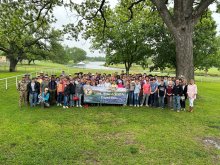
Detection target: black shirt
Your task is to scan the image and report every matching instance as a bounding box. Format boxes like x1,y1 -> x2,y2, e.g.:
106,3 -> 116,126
158,84 -> 166,96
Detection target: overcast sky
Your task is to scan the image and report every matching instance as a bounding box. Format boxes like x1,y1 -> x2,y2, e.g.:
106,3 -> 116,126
52,1 -> 220,57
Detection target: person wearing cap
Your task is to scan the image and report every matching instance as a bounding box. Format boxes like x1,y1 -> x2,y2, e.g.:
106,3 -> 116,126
27,78 -> 40,107
17,76 -> 28,108
40,88 -> 50,108
41,76 -> 49,93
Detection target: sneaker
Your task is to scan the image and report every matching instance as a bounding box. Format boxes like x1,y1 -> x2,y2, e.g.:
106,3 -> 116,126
57,103 -> 59,106
66,106 -> 69,109
129,105 -> 132,107
177,110 -> 180,112
137,105 -> 140,107
79,105 -> 82,108
76,105 -> 79,107
63,106 -> 66,109
134,105 -> 137,107
146,105 -> 149,107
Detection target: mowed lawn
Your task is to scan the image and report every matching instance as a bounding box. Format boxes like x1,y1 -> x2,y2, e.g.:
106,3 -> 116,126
0,81 -> 219,165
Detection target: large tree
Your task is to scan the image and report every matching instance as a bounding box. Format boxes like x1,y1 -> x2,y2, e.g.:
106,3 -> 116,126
149,10 -> 219,74
83,5 -> 153,74
66,0 -> 219,81
65,47 -> 87,63
0,0 -> 60,72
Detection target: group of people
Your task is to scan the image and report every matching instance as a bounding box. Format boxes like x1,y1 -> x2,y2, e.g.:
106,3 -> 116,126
17,71 -> 198,112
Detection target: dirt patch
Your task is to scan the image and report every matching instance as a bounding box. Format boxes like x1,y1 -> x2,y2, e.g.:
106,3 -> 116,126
203,137 -> 220,150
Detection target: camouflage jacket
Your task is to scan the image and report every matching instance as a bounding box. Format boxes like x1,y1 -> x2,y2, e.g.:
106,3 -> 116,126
18,80 -> 28,91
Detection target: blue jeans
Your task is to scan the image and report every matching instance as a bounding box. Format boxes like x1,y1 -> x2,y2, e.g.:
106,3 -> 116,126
150,93 -> 158,107
64,95 -> 69,106
173,95 -> 181,110
134,93 -> 139,105
76,94 -> 82,106
129,91 -> 134,105
69,94 -> 75,106
159,96 -> 165,108
29,92 -> 38,107
57,92 -> 63,104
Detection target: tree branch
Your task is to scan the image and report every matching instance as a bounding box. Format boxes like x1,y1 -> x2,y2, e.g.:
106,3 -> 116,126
124,0 -> 146,23
150,0 -> 176,34
192,0 -> 215,23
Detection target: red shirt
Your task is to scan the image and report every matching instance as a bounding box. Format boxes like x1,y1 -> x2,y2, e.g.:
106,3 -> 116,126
143,83 -> 150,94
167,85 -> 173,95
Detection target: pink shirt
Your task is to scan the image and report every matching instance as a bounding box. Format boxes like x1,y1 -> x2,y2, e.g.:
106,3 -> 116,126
143,83 -> 151,94
187,84 -> 197,99
117,83 -> 124,88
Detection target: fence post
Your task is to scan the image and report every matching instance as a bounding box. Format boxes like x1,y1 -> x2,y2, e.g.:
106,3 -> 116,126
16,76 -> 18,88
6,78 -> 8,90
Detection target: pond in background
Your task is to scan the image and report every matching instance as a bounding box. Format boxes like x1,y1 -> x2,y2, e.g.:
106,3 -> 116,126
71,62 -> 122,70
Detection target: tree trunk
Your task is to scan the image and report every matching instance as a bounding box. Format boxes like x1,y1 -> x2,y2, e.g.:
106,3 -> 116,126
124,62 -> 131,75
28,59 -> 32,65
174,25 -> 194,81
9,58 -> 18,72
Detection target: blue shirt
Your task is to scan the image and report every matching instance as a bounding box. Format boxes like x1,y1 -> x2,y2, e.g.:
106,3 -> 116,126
150,82 -> 158,92
42,92 -> 50,102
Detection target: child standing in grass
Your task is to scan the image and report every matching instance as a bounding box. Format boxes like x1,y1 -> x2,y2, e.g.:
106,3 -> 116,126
187,79 -> 197,112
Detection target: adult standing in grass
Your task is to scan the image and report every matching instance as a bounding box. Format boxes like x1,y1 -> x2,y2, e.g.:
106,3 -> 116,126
158,79 -> 166,109
187,79 -> 198,112
63,80 -> 70,109
17,76 -> 28,108
134,79 -> 141,107
129,80 -> 135,106
150,78 -> 158,107
56,78 -> 64,106
141,79 -> 151,107
172,79 -> 183,112
48,75 -> 57,105
180,79 -> 188,111
41,76 -> 49,93
75,79 -> 84,108
69,79 -> 76,107
166,81 -> 173,109
27,78 -> 40,107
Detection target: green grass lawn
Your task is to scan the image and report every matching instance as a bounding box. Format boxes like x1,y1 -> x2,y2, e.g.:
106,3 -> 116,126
0,62 -> 220,164
0,82 -> 220,164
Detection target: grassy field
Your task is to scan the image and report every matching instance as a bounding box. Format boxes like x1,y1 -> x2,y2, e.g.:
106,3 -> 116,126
0,62 -> 220,164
